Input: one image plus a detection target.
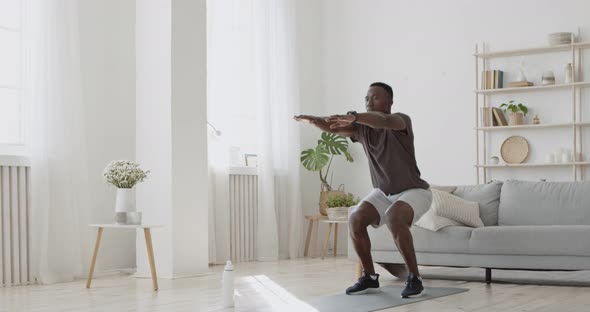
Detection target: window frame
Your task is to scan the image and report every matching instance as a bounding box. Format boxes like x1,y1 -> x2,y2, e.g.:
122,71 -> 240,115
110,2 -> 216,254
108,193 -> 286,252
0,0 -> 29,157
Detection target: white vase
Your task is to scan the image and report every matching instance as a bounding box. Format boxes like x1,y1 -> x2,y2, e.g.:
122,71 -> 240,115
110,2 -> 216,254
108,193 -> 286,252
115,188 -> 136,212
516,69 -> 526,82
542,70 -> 555,85
565,63 -> 573,84
489,156 -> 499,165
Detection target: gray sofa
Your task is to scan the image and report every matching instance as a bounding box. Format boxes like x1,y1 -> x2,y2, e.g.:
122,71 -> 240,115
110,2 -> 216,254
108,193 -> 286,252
347,180 -> 590,283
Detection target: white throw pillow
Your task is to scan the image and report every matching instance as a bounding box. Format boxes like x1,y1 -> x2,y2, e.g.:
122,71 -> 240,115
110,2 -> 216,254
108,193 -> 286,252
431,189 -> 484,228
415,209 -> 462,231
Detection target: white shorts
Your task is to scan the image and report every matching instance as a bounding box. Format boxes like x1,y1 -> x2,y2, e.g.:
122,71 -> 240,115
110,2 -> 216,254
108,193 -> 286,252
358,188 -> 432,228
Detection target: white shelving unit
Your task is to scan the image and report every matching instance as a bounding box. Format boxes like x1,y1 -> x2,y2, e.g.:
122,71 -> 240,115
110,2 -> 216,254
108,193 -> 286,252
474,42 -> 590,58
476,161 -> 590,168
475,40 -> 590,184
476,81 -> 590,95
475,122 -> 590,131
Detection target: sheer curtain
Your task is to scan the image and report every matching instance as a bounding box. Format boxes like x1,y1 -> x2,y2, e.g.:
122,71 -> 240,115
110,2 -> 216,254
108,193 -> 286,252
252,0 -> 303,260
25,0 -> 90,284
208,0 -> 303,261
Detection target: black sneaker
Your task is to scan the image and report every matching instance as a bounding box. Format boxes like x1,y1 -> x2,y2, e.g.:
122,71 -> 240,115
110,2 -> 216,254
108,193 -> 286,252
401,273 -> 424,298
345,273 -> 380,295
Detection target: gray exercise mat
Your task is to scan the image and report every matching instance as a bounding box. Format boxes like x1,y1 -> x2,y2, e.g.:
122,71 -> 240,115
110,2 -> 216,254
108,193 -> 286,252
306,285 -> 468,312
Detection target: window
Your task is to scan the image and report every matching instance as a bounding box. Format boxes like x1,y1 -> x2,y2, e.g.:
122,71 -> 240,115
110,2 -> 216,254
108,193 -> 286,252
0,0 -> 27,155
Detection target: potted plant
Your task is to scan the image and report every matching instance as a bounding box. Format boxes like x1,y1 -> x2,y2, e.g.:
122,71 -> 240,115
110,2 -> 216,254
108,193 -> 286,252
326,193 -> 360,220
500,100 -> 528,126
300,132 -> 353,216
103,160 -> 150,224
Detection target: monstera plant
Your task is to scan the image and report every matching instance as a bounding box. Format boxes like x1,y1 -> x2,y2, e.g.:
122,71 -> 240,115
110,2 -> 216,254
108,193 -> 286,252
300,132 -> 353,191
300,132 -> 354,215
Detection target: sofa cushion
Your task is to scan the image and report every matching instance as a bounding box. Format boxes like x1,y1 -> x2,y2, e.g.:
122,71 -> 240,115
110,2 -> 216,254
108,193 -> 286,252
431,189 -> 484,228
452,181 -> 502,226
415,209 -> 462,232
368,225 -> 473,254
498,180 -> 590,226
469,225 -> 590,257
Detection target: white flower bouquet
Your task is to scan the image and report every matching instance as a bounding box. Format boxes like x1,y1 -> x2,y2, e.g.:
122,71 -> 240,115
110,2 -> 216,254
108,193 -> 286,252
103,160 -> 150,189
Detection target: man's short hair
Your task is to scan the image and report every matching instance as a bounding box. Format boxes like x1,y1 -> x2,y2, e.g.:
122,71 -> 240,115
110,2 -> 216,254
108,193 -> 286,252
370,82 -> 393,99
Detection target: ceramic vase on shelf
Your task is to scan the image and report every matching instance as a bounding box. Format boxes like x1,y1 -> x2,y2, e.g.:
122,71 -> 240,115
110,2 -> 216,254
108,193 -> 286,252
542,71 -> 555,85
489,156 -> 500,165
545,153 -> 555,164
508,112 -> 524,126
565,63 -> 573,84
516,68 -> 527,82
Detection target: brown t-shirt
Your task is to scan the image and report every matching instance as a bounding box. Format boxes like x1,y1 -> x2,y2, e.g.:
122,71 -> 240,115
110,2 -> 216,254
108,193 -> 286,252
351,112 -> 429,195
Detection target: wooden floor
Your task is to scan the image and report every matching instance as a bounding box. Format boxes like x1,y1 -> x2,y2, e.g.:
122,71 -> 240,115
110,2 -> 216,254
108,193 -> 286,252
1,257 -> 589,312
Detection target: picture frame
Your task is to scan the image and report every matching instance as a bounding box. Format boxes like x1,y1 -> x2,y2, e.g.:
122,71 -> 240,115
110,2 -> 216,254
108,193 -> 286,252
244,154 -> 258,167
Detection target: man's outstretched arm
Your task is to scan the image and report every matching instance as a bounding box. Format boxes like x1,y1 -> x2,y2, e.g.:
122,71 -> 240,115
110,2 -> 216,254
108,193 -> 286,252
294,115 -> 354,137
327,112 -> 406,131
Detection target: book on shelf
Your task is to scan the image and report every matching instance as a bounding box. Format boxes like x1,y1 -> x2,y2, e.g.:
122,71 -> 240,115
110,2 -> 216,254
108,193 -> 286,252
481,70 -> 504,89
480,107 -> 497,127
492,71 -> 496,89
496,70 -> 503,88
492,107 -> 507,126
507,81 -> 534,88
481,71 -> 493,89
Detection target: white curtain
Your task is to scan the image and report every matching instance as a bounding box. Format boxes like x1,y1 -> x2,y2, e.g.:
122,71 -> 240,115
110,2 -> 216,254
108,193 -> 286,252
207,0 -> 303,261
252,0 -> 302,260
25,0 -> 90,284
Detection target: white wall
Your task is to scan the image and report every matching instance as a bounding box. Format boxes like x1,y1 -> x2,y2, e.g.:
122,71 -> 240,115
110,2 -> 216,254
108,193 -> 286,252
299,0 -> 590,255
79,0 -> 137,271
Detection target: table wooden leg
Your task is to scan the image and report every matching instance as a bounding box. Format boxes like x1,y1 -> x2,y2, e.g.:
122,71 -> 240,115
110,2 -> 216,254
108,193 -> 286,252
144,228 -> 159,291
311,220 -> 318,258
333,223 -> 338,257
86,227 -> 103,288
322,223 -> 333,260
304,219 -> 313,257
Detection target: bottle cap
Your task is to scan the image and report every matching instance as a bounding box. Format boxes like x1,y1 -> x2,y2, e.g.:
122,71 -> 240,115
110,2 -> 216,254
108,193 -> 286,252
224,260 -> 234,271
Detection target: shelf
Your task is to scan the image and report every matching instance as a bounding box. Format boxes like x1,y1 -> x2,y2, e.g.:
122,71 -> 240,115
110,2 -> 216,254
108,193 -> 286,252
474,41 -> 590,58
475,122 -> 590,131
475,162 -> 590,168
475,81 -> 590,94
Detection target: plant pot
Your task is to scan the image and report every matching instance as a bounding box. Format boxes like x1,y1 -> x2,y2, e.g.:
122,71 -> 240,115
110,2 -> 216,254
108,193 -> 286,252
115,188 -> 136,213
327,207 -> 350,221
115,211 -> 142,225
508,112 -> 524,126
319,184 -> 345,216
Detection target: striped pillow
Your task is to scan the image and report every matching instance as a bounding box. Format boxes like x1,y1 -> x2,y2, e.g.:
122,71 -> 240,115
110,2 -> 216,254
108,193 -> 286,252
415,209 -> 462,231
431,189 -> 484,228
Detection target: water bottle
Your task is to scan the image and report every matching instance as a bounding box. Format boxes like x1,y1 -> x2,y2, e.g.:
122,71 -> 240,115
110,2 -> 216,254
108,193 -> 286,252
222,260 -> 235,308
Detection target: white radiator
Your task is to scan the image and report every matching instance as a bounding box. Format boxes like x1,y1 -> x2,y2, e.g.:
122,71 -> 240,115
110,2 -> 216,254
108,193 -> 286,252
0,164 -> 31,287
229,171 -> 258,262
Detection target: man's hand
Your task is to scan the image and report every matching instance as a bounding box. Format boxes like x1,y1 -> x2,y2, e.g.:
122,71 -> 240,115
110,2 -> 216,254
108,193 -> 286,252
294,115 -> 317,124
326,114 -> 355,129
293,114 -> 354,137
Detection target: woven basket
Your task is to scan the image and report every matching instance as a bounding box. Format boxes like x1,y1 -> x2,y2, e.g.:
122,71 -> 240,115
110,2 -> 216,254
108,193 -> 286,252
319,184 -> 345,216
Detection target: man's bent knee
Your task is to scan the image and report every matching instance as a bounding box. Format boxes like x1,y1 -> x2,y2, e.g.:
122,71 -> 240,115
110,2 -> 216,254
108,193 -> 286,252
384,201 -> 414,230
349,202 -> 380,232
